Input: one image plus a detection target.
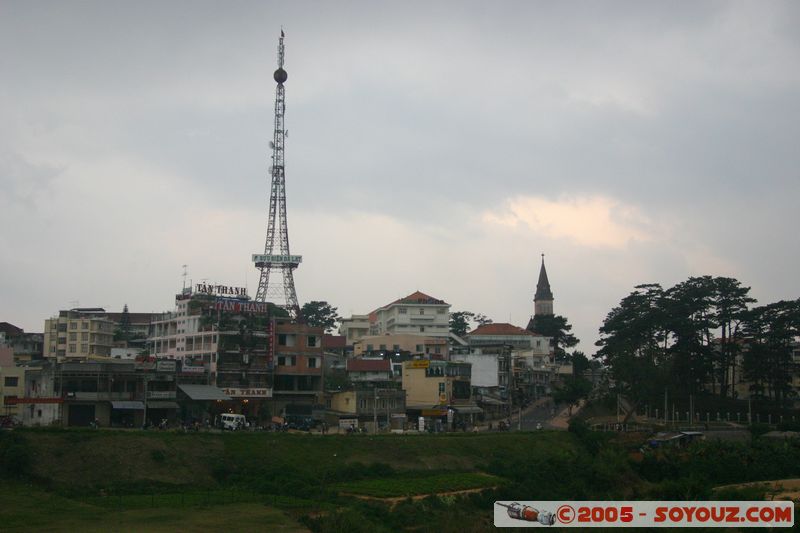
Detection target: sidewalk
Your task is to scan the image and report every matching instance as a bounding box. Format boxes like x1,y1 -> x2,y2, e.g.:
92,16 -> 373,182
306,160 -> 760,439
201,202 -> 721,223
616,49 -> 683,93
547,399 -> 586,430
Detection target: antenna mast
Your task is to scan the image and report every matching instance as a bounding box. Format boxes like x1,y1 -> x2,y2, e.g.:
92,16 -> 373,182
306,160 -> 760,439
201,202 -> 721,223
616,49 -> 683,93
253,29 -> 302,317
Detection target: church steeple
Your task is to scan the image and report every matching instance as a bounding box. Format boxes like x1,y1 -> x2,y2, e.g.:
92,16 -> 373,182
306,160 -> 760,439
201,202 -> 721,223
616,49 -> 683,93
534,254 -> 554,316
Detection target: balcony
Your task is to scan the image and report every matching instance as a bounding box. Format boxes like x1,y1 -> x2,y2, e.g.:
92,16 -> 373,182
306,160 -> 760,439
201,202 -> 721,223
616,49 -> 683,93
68,392 -> 136,401
146,391 -> 177,400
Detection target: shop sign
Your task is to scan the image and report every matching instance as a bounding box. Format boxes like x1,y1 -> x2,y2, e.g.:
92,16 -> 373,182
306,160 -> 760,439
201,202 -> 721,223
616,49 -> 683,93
195,283 -> 247,297
222,388 -> 273,398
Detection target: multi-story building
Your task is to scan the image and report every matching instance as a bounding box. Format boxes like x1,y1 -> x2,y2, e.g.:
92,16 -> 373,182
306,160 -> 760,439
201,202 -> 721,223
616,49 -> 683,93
0,323 -> 43,364
272,320 -> 325,419
402,359 -> 480,427
466,322 -> 550,351
0,364 -> 25,420
338,315 -> 370,345
326,386 -> 406,432
149,285 -> 327,422
44,309 -> 115,359
368,291 -> 451,338
346,358 -> 393,383
353,334 -> 448,358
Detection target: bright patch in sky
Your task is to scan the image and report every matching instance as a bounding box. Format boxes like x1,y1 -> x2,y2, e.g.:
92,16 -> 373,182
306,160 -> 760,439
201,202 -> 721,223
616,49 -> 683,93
483,195 -> 652,249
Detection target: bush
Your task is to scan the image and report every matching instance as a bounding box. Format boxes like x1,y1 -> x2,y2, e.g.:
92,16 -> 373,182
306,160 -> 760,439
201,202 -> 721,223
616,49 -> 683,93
150,450 -> 166,463
0,432 -> 32,479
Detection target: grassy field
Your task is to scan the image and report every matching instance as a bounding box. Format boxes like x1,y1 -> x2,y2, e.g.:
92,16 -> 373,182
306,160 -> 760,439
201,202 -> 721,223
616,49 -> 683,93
0,482 -> 308,532
335,472 -> 503,498
3,427 -> 799,531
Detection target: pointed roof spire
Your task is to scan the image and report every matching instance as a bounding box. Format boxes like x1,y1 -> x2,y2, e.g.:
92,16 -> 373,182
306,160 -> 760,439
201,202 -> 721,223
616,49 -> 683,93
535,254 -> 553,300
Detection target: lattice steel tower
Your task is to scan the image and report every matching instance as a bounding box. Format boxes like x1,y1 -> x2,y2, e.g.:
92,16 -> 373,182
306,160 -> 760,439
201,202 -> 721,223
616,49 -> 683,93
252,30 -> 302,317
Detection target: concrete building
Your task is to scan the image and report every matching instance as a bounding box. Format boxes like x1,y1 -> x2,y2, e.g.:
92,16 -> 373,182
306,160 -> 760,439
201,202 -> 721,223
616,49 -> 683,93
353,334 -> 448,358
0,365 -> 25,420
466,323 -> 550,351
338,315 -> 370,345
369,291 -> 451,338
0,323 -> 43,364
272,319 -> 325,419
326,386 -> 406,432
44,309 -> 115,359
402,360 -> 472,408
346,358 -> 393,383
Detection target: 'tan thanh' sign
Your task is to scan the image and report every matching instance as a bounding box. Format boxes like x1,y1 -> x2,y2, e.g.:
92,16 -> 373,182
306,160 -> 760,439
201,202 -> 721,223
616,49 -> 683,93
408,360 -> 430,369
222,388 -> 273,398
252,254 -> 303,265
214,300 -> 270,314
195,283 -> 247,297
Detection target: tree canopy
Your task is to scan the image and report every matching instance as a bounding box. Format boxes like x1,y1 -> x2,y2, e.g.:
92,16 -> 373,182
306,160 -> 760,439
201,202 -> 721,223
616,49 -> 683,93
527,314 -> 579,357
300,301 -> 341,333
596,275 -> 798,407
449,311 -> 493,337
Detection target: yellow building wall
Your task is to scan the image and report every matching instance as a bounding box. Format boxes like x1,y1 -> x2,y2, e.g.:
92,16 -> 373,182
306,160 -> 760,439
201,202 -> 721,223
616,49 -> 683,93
0,366 -> 25,418
330,391 -> 356,414
402,364 -> 445,407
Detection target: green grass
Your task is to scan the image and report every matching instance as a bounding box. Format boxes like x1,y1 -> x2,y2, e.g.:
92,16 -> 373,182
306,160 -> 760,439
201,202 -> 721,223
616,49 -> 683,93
0,482 -> 308,532
335,472 -> 503,498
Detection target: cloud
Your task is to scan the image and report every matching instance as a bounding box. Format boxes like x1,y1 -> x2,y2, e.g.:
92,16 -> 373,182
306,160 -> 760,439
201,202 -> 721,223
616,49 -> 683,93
482,195 -> 652,248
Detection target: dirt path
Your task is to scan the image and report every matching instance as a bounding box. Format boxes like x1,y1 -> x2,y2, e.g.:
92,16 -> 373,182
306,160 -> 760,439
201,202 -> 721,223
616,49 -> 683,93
714,479 -> 800,502
341,486 -> 498,509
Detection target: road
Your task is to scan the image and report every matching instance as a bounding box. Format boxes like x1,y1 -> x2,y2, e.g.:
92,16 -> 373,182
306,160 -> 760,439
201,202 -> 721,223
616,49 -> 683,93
516,397 -> 559,431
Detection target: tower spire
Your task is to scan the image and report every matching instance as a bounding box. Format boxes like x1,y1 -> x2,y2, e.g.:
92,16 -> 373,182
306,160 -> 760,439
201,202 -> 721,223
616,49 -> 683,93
534,254 -> 553,316
252,30 -> 301,317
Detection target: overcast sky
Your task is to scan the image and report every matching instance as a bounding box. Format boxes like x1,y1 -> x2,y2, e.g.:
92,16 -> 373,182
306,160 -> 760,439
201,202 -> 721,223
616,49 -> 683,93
2,1 -> 798,351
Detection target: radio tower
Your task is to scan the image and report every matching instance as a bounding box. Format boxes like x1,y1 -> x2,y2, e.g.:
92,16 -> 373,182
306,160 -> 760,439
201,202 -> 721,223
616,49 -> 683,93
252,30 -> 302,318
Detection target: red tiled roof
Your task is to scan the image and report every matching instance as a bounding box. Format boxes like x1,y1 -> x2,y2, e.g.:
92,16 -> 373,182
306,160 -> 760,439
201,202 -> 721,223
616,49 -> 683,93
322,334 -> 346,349
391,291 -> 447,305
0,322 -> 24,337
346,358 -> 391,372
467,323 -> 538,336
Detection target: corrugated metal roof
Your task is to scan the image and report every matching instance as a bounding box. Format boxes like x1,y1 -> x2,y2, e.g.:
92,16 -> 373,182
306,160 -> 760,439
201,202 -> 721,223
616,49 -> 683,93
110,401 -> 145,410
147,401 -> 180,409
177,384 -> 231,401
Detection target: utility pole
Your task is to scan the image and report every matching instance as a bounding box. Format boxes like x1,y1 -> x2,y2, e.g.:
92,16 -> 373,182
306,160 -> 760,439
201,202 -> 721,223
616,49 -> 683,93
664,387 -> 668,427
373,386 -> 378,433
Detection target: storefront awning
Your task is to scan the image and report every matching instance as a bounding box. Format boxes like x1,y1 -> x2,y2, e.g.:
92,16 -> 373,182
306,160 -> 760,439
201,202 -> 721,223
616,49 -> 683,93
178,384 -> 231,401
111,401 -> 145,410
147,401 -> 180,409
454,405 -> 483,414
479,397 -> 507,406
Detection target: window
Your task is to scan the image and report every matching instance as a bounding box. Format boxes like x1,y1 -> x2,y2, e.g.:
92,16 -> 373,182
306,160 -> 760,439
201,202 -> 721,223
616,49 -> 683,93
308,357 -> 317,369
81,322 -> 88,329
278,334 -> 296,346
379,344 -> 386,350
399,307 -> 407,314
419,309 -> 425,315
434,346 -> 441,354
81,344 -> 88,353
278,356 -> 286,366
415,345 -> 423,352
437,308 -> 446,314
70,322 -> 77,330
307,335 -> 318,347
81,332 -> 88,341
69,332 -> 77,341
366,344 -> 373,351
359,399 -> 367,409
4,377 -> 18,387
419,326 -> 425,332
393,344 -> 400,351
68,344 -> 76,353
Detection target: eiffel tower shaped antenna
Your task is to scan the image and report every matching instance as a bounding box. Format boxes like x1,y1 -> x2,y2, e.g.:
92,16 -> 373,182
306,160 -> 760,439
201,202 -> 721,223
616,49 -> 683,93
252,29 -> 302,318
